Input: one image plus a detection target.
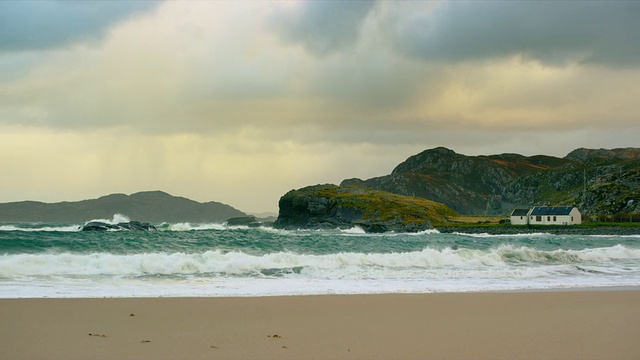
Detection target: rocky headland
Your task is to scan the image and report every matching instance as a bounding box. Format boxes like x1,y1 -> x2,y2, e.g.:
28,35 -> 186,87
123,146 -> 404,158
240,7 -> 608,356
274,184 -> 458,233
341,147 -> 640,216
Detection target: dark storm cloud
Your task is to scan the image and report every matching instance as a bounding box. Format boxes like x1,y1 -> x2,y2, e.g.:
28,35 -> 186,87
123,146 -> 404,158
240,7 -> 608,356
0,1 -> 161,51
271,0 -> 376,56
394,1 -> 640,66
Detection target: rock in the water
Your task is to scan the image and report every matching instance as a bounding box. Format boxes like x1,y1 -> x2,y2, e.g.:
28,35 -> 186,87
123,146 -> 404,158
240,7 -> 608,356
274,184 -> 458,233
225,216 -> 273,228
81,221 -> 157,231
225,216 -> 257,226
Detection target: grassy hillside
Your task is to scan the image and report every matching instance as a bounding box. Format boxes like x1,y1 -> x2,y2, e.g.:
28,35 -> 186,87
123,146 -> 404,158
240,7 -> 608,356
275,184 -> 458,232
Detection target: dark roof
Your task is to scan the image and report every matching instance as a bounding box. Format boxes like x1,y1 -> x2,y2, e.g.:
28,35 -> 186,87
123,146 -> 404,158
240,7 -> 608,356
510,208 -> 530,216
530,207 -> 576,216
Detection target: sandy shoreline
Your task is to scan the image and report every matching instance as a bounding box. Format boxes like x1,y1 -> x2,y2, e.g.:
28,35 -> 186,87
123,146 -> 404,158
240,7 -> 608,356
2,291 -> 639,360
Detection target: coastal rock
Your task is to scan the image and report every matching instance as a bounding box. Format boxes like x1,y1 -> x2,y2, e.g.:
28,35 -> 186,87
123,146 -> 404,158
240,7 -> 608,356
225,216 -> 268,227
225,216 -> 257,226
274,184 -> 458,233
81,221 -> 157,231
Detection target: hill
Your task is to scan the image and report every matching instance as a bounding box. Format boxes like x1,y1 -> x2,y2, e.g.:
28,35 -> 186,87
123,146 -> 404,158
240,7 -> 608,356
503,156 -> 640,216
274,184 -> 458,232
0,191 -> 246,223
341,147 -> 640,216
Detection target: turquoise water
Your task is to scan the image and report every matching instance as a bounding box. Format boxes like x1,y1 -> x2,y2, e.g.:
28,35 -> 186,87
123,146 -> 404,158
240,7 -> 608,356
1,220 -> 639,298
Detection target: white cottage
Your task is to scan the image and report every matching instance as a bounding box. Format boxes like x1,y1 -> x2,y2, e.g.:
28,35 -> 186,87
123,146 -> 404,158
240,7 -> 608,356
510,207 -> 582,225
509,208 -> 531,225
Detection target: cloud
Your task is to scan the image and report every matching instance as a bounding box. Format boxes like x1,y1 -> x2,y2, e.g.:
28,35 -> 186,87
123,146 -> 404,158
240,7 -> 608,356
392,1 -> 640,66
0,0 -> 161,51
0,1 -> 422,134
270,0 -> 376,56
1,1 -> 639,140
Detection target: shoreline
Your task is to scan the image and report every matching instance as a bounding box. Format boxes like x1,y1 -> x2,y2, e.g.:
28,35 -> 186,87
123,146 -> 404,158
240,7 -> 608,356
4,284 -> 640,300
2,290 -> 639,360
435,224 -> 640,235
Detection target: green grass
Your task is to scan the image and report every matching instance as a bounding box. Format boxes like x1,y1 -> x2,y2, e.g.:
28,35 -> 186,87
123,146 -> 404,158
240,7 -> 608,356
432,222 -> 508,228
578,222 -> 640,228
313,186 -> 458,225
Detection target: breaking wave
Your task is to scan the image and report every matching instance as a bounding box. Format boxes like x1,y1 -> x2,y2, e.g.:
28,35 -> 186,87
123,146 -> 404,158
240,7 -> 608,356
0,225 -> 80,232
453,232 -> 551,238
2,245 -> 638,278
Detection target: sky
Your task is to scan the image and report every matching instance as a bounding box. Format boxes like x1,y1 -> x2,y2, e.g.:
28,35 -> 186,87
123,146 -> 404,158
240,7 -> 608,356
1,0 -> 639,214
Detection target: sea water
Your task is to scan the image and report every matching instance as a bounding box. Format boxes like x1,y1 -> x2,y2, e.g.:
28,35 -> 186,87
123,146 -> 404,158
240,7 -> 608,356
1,217 -> 639,298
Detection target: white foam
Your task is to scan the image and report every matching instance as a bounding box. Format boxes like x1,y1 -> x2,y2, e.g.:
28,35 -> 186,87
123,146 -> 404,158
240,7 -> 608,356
453,232 -> 551,238
84,213 -> 130,225
0,225 -> 80,232
111,213 -> 130,224
166,223 -> 226,231
2,273 -> 639,299
408,229 -> 441,235
340,226 -> 366,234
2,245 -> 639,278
588,234 -> 640,238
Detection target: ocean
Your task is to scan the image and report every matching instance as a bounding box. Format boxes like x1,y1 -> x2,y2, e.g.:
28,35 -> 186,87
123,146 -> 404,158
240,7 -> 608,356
1,215 -> 639,298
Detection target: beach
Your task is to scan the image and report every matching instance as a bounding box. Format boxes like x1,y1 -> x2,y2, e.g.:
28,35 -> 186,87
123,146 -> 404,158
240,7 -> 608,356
2,291 -> 639,360
2,225 -> 640,359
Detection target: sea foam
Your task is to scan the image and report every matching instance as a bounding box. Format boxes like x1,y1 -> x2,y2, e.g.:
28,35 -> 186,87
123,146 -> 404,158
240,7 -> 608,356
0,225 -> 80,232
2,245 -> 638,278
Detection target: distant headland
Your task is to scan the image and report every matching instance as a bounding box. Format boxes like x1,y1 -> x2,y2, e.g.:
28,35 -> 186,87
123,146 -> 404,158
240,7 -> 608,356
0,191 -> 245,223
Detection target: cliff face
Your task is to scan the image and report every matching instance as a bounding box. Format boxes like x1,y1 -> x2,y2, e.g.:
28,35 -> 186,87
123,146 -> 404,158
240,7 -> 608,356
342,147 -> 571,215
341,147 -> 640,216
0,191 -> 246,223
274,184 -> 458,233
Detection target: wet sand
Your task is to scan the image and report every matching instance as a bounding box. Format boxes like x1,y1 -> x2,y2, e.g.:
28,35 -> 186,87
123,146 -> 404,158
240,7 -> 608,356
1,291 -> 639,360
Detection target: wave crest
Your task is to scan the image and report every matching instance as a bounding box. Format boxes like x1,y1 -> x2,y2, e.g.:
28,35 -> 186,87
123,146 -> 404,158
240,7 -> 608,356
2,245 -> 638,277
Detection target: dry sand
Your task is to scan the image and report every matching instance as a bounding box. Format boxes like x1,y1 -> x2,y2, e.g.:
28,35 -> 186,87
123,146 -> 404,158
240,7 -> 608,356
1,291 -> 639,360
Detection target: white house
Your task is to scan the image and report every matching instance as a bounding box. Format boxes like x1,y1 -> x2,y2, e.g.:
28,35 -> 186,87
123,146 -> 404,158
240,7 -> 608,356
529,206 -> 581,225
509,208 -> 531,225
510,207 -> 582,225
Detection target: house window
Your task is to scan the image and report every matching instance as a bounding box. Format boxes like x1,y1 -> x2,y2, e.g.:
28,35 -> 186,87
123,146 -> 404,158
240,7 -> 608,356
520,216 -> 523,220
571,216 -> 573,221
547,216 -> 551,221
553,216 -> 557,221
536,216 -> 541,222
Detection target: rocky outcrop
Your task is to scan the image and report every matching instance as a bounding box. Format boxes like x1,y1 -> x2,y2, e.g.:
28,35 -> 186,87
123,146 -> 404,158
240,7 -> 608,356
341,147 -> 570,215
274,184 -> 458,233
81,221 -> 157,231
